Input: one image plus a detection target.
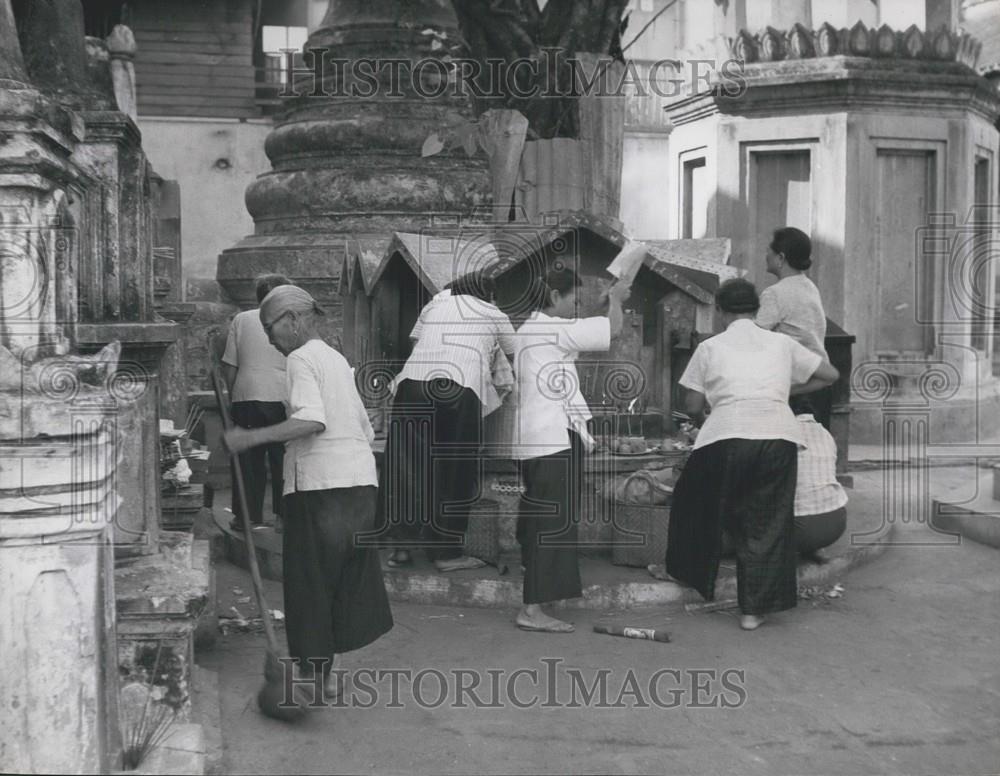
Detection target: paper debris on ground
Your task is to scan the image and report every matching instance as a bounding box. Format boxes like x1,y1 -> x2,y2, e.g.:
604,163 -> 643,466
798,582 -> 846,604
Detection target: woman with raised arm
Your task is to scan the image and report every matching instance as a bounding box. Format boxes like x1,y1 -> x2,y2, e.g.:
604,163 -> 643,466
511,267 -> 629,633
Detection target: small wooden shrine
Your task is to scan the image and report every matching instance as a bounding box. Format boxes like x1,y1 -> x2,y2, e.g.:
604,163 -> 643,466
340,211 -> 739,436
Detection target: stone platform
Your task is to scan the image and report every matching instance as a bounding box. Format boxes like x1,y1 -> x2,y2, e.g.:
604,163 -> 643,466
932,465 -> 1000,549
210,492 -> 893,612
115,531 -> 215,719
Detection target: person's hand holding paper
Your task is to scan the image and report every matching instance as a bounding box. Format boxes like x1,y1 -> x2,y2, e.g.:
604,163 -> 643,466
599,238 -> 646,307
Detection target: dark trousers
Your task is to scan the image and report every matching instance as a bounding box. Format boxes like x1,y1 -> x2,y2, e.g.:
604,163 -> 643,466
377,379 -> 482,561
516,432 -> 584,605
667,438 -> 798,616
230,400 -> 285,524
282,486 -> 393,667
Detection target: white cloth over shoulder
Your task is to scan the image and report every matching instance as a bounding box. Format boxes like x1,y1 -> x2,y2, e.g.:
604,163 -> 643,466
282,339 -> 377,494
221,309 -> 287,402
511,311 -> 611,460
680,319 -> 822,450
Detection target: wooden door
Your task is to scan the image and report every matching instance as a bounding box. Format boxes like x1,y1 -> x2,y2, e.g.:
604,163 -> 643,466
750,149 -> 811,288
875,150 -> 935,354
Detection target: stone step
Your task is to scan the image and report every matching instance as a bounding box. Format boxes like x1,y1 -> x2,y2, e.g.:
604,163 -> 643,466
115,532 -> 215,721
932,470 -> 1000,550
213,502 -> 894,611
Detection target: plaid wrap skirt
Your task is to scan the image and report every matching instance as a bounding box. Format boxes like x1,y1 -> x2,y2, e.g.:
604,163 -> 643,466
665,438 -> 798,616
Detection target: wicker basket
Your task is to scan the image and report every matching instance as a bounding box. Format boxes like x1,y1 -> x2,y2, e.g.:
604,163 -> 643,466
463,498 -> 501,567
611,471 -> 672,567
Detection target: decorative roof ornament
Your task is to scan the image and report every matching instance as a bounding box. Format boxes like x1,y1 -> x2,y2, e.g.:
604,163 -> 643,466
726,22 -> 982,70
933,27 -> 956,60
759,26 -> 786,62
787,23 -> 815,59
847,21 -> 871,56
732,30 -> 758,64
902,26 -> 926,59
874,24 -> 898,57
815,23 -> 840,57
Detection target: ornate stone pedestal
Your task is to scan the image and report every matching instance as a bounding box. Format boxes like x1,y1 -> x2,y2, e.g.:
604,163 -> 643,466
0,384 -> 123,774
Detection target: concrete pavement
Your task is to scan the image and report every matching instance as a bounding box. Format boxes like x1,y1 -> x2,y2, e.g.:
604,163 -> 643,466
197,467 -> 1000,775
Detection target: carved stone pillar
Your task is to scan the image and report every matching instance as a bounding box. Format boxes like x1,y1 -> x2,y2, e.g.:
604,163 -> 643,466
14,0 -> 112,110
0,16 -> 122,764
0,371 -> 125,774
107,24 -> 137,120
218,0 -> 490,341
0,0 -> 27,85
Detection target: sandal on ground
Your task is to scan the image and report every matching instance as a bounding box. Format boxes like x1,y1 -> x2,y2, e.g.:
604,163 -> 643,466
434,556 -> 487,573
385,550 -> 413,568
647,564 -> 683,584
229,518 -> 266,532
739,615 -> 765,631
515,617 -> 575,634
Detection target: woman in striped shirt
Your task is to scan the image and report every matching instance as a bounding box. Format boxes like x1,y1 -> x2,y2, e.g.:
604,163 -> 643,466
378,272 -> 516,572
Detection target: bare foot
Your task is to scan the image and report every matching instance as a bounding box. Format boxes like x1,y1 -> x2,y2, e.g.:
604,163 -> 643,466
386,549 -> 412,568
516,606 -> 575,633
739,614 -> 765,631
647,564 -> 683,584
322,672 -> 344,702
434,556 -> 487,573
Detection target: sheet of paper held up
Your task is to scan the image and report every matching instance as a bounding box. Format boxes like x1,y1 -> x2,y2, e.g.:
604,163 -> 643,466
606,239 -> 647,288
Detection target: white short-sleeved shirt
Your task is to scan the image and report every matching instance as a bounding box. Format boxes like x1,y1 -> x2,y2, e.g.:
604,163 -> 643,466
755,274 -> 828,358
393,294 -> 516,415
221,309 -> 287,402
680,319 -> 822,450
282,339 -> 377,494
510,312 -> 611,460
795,414 -> 848,516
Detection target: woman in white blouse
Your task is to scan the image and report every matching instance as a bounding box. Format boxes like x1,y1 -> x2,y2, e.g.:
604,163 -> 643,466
756,227 -> 827,358
511,267 -> 629,633
665,278 -> 838,631
224,285 -> 393,699
378,272 -> 517,572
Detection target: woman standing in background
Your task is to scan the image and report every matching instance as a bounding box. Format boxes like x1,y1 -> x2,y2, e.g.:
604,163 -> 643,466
221,273 -> 292,531
756,227 -> 827,358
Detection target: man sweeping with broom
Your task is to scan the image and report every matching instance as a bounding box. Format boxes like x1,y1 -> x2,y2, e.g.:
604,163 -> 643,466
223,285 -> 393,708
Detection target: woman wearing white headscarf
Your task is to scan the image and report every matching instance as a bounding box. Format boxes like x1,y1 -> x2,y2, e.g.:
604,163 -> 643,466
223,285 -> 392,697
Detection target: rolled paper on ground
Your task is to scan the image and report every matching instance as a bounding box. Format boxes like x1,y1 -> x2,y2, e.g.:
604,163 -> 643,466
593,624 -> 671,642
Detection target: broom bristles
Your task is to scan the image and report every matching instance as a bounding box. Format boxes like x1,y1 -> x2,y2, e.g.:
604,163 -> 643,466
263,649 -> 286,684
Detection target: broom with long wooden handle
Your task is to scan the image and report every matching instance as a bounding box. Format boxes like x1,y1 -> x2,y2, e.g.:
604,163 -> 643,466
211,361 -> 306,721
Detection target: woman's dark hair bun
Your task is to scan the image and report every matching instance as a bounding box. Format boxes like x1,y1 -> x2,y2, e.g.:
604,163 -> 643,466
715,277 -> 760,314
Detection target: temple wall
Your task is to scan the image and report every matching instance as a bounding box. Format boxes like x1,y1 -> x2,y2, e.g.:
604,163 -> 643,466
137,117 -> 271,293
